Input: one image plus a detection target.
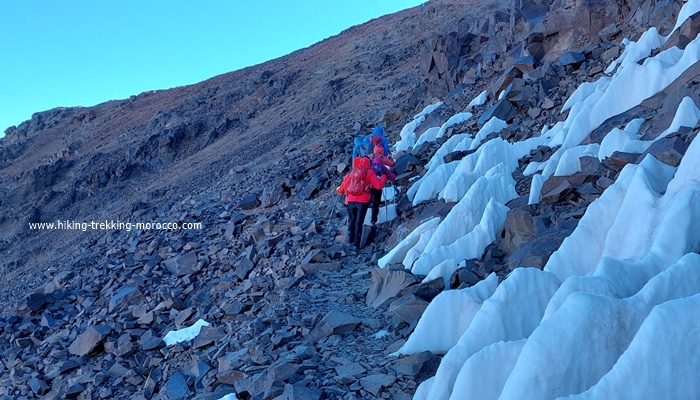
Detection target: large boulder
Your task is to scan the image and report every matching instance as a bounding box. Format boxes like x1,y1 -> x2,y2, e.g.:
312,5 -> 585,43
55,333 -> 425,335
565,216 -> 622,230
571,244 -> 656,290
366,267 -> 419,308
478,99 -> 518,125
638,135 -> 689,167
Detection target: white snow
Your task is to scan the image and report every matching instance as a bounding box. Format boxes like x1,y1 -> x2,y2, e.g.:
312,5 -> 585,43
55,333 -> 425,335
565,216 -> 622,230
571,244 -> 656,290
421,259 -> 466,288
399,274 -> 498,355
436,112 -> 472,139
413,101 -> 444,120
424,269 -> 561,400
414,127 -> 442,152
216,394 -> 238,400
468,90 -> 488,108
373,330 -> 390,339
408,160 -> 459,205
364,204 -> 397,225
449,340 -> 526,400
425,133 -> 472,171
499,253 -> 700,400
553,143 -> 600,176
468,117 -> 508,151
395,116 -> 424,153
377,217 -> 440,269
440,138 -> 517,203
560,293 -> 700,400
529,27 -> 700,205
373,6 -> 700,400
163,319 -> 210,346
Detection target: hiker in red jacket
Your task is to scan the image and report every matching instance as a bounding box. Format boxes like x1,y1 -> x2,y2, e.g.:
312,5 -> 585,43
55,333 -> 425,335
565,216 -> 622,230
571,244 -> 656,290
337,156 -> 387,250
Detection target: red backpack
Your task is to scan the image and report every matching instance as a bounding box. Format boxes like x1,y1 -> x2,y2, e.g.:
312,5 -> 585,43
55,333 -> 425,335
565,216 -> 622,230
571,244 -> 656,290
345,166 -> 370,196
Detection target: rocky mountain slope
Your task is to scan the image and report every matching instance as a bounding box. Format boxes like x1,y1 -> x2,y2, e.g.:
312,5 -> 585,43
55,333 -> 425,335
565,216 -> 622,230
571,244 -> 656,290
0,0 -> 695,399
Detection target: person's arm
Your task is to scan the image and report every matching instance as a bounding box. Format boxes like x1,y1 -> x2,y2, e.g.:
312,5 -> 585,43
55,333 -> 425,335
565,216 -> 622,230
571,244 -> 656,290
382,137 -> 390,156
369,171 -> 387,189
382,165 -> 396,181
382,155 -> 396,167
337,175 -> 348,194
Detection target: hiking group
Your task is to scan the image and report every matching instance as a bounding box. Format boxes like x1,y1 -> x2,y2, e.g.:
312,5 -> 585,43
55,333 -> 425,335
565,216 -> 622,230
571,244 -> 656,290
337,126 -> 397,251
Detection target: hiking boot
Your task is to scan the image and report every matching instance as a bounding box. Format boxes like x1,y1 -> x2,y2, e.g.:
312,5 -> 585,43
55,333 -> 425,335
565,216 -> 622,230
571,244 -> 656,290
351,245 -> 359,252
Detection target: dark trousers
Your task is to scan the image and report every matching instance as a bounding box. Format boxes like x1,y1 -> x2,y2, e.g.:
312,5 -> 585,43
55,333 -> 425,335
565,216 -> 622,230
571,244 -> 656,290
347,201 -> 369,248
369,188 -> 382,224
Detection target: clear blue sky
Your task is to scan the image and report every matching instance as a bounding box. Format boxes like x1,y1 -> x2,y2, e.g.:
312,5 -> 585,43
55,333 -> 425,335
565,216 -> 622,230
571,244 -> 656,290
0,1 -> 425,137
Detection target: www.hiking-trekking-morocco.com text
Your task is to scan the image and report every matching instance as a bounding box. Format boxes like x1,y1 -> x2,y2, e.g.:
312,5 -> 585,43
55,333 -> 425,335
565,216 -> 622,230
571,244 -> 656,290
28,220 -> 203,232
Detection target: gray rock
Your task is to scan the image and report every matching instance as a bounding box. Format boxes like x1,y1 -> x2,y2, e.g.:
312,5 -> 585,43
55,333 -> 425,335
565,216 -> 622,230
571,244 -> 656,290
27,377 -> 50,396
165,372 -> 190,400
598,23 -> 621,42
261,182 -> 285,208
526,41 -> 545,61
233,258 -> 255,280
490,66 -> 523,99
540,179 -> 575,203
193,325 -> 226,349
596,176 -> 615,190
68,325 -> 112,356
601,46 -> 621,63
579,156 -> 606,176
294,261 -> 341,277
139,329 -> 164,351
392,351 -> 439,381
26,293 -> 46,311
508,219 -> 579,270
394,153 -> 421,175
505,79 -> 537,109
164,251 -> 198,276
449,267 -> 479,289
360,374 -> 396,396
239,193 -> 260,210
397,277 -> 445,302
478,99 -> 518,125
559,51 -> 586,66
298,177 -> 327,200
638,135 -> 689,167
500,207 -> 545,254
217,369 -> 247,385
334,362 -> 366,377
604,151 -> 642,173
366,267 -> 419,308
107,362 -> 131,378
389,295 -> 429,325
109,286 -> 146,313
306,310 -> 360,342
65,382 -> 86,398
519,0 -> 548,22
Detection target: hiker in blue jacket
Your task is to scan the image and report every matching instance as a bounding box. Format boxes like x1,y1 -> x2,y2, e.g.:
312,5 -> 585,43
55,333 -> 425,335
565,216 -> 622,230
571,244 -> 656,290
351,136 -> 373,166
364,126 -> 390,157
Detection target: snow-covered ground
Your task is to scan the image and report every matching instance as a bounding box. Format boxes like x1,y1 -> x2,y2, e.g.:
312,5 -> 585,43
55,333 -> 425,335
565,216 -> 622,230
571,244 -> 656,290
381,1 -> 700,398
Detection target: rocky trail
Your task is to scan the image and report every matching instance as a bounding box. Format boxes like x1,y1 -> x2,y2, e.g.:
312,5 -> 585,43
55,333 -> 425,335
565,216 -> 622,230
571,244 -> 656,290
0,144 -> 451,399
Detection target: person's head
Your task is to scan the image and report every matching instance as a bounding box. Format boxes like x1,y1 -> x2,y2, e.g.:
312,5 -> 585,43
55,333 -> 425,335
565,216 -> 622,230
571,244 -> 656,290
357,156 -> 372,169
372,126 -> 384,136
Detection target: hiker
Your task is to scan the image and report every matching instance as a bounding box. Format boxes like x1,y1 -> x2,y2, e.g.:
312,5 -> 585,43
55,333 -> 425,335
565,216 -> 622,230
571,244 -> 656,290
351,136 -> 373,165
364,126 -> 390,157
369,146 -> 396,225
369,134 -> 396,167
337,156 -> 387,250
